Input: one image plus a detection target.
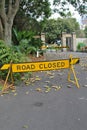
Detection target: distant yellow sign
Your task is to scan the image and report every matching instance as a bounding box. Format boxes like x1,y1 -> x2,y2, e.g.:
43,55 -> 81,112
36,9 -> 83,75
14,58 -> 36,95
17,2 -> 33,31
0,58 -> 79,73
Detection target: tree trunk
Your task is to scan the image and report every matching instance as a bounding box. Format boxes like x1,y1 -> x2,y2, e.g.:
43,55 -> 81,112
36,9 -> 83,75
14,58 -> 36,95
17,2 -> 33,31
0,18 -> 13,46
4,20 -> 13,46
0,0 -> 20,46
0,19 -> 3,40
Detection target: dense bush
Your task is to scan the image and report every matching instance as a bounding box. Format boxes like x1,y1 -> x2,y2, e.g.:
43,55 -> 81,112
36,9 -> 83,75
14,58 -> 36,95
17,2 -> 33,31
0,40 -> 30,82
13,29 -> 43,55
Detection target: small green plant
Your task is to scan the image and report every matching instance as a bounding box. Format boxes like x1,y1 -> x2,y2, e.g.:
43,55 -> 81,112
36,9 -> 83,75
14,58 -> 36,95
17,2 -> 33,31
77,42 -> 86,51
26,46 -> 37,55
0,84 -> 3,91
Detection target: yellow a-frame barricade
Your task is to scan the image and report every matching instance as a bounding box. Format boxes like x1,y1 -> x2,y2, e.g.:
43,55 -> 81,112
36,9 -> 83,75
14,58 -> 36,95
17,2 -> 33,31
0,55 -> 80,93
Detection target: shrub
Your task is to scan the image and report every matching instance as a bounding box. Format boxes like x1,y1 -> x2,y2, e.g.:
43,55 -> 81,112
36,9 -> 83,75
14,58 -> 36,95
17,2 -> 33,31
77,42 -> 86,51
13,28 -> 43,56
0,40 -> 31,83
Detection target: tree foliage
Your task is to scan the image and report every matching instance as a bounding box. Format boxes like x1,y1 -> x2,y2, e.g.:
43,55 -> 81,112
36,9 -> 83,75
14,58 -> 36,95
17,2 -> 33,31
20,0 -> 51,19
13,0 -> 51,31
43,17 -> 80,43
53,0 -> 87,16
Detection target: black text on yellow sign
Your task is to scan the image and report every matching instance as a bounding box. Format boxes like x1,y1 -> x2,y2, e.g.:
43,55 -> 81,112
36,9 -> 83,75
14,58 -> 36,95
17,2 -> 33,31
0,58 -> 79,73
13,60 -> 69,72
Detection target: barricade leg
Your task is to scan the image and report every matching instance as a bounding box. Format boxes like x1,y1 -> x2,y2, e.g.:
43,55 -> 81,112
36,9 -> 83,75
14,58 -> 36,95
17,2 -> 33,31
68,55 -> 80,88
1,61 -> 15,93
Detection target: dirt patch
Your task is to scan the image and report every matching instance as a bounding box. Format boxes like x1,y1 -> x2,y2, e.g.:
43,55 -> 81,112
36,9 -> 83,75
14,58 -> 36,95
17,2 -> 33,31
29,54 -> 45,61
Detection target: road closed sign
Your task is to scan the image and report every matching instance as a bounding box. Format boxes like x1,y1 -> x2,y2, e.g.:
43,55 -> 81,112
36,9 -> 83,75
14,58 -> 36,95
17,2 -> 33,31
13,59 -> 69,72
0,58 -> 79,73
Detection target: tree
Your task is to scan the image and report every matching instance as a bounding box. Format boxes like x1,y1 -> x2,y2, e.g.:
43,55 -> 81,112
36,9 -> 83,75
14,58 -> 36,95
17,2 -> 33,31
43,18 -> 80,43
53,0 -> 87,15
0,0 -> 20,45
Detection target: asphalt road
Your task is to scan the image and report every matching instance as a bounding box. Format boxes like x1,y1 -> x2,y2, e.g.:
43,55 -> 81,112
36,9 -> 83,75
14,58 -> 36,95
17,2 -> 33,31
0,52 -> 87,130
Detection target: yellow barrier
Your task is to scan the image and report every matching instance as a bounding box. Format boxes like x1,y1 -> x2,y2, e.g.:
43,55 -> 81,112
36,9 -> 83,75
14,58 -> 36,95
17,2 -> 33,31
41,46 -> 69,50
0,55 -> 80,93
